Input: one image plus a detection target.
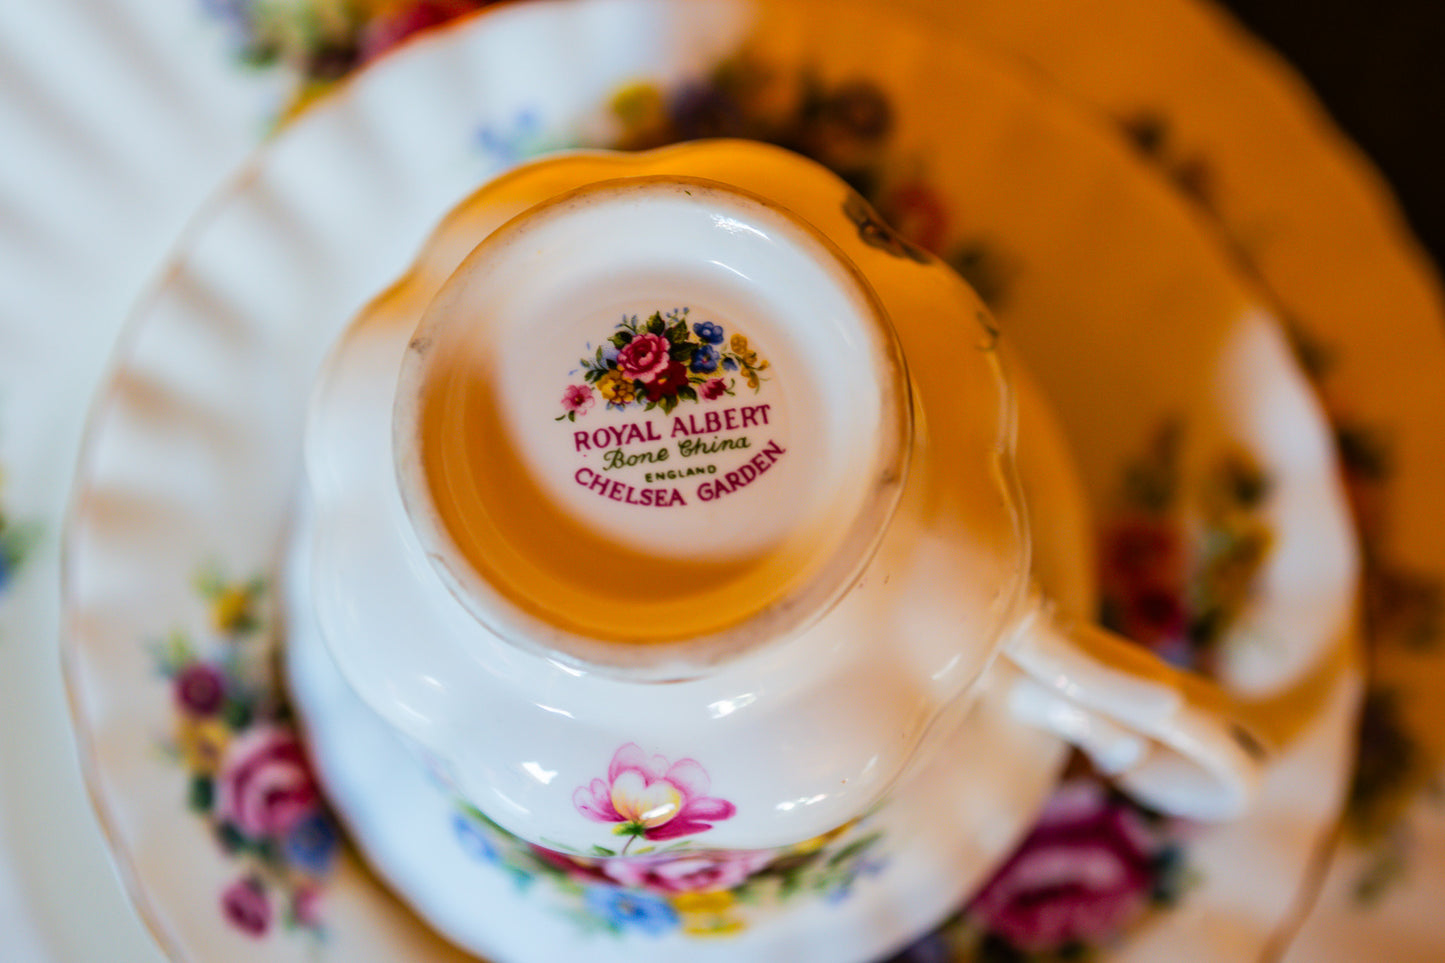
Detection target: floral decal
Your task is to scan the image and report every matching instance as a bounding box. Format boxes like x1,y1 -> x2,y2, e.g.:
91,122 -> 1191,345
608,65 -> 1019,309
1281,322 -> 1445,902
202,0 -> 509,119
966,780 -> 1186,957
1097,421 -> 1273,674
574,743 -> 736,851
886,425 -> 1269,961
154,569 -> 338,941
451,800 -> 885,939
0,466 -> 36,593
560,308 -> 768,419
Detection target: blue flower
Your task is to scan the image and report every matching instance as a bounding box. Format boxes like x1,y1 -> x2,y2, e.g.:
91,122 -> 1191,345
283,811 -> 339,876
583,886 -> 678,935
693,320 -> 725,344
452,812 -> 499,865
722,357 -> 739,371
691,344 -> 720,373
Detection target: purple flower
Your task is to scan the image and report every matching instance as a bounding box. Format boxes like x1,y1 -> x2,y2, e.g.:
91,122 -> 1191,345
283,811 -> 339,876
690,343 -> 720,373
967,780 -> 1162,953
574,743 -> 735,841
221,876 -> 271,937
692,320 -> 725,344
174,662 -> 226,716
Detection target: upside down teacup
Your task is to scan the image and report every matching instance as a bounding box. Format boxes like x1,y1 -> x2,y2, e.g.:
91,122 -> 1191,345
293,140 -> 1263,961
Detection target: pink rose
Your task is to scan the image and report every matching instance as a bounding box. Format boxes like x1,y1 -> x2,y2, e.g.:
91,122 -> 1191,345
358,0 -> 483,64
602,850 -> 774,894
217,725 -> 322,839
615,333 -> 672,383
221,876 -> 271,937
967,780 -> 1162,953
292,883 -> 324,929
700,378 -> 728,401
574,743 -> 735,841
561,383 -> 594,415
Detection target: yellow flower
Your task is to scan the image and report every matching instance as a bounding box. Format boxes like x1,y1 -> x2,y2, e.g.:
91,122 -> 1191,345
177,717 -> 230,775
595,370 -> 636,405
729,333 -> 769,381
611,82 -> 667,130
210,586 -> 255,634
787,819 -> 857,856
672,890 -> 746,937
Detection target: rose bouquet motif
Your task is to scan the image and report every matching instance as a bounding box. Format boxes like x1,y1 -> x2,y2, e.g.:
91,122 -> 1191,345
153,570 -> 339,941
559,307 -> 769,419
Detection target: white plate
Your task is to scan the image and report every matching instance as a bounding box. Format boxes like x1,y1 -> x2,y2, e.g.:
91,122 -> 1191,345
61,1 -> 1358,961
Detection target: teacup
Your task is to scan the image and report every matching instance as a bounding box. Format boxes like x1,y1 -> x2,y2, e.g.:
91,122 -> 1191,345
296,140 -> 1262,960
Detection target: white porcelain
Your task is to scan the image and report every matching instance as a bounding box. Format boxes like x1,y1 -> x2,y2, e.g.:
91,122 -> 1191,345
47,0 -> 1428,961
298,149 -> 1267,946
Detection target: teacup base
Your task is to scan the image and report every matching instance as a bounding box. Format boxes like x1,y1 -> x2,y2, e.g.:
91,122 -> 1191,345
284,511 -> 1068,962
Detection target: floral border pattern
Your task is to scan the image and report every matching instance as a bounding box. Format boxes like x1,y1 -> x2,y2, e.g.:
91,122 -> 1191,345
154,570 -> 339,940
450,800 -> 886,939
1117,110 -> 1445,901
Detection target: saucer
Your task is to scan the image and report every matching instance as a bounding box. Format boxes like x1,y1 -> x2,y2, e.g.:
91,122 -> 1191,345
60,2 -> 1359,961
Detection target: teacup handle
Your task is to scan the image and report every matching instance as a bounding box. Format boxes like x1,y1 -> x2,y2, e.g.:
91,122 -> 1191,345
1001,596 -> 1264,821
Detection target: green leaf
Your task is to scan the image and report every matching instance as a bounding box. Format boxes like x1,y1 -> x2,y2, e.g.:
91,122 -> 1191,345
222,698 -> 253,730
216,821 -> 246,854
611,330 -> 633,348
188,775 -> 215,813
591,845 -> 618,857
678,386 -> 698,402
669,341 -> 695,362
647,312 -> 666,335
568,411 -> 577,422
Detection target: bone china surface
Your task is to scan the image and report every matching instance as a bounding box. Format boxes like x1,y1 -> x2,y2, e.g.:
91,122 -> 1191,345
42,0 -> 1410,954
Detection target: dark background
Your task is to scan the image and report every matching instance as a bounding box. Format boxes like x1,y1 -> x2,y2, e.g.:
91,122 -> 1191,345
1217,0 -> 1444,272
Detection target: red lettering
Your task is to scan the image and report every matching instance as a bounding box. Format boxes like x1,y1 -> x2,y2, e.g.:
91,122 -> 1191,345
762,439 -> 785,461
606,480 -> 625,501
574,431 -> 592,451
725,470 -> 743,490
671,416 -> 691,437
668,488 -> 685,506
645,420 -> 662,441
756,404 -> 771,425
751,453 -> 770,473
698,482 -> 716,502
589,471 -> 609,494
738,464 -> 757,484
576,467 -> 594,486
724,407 -> 739,430
740,407 -> 757,427
704,410 -> 721,433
